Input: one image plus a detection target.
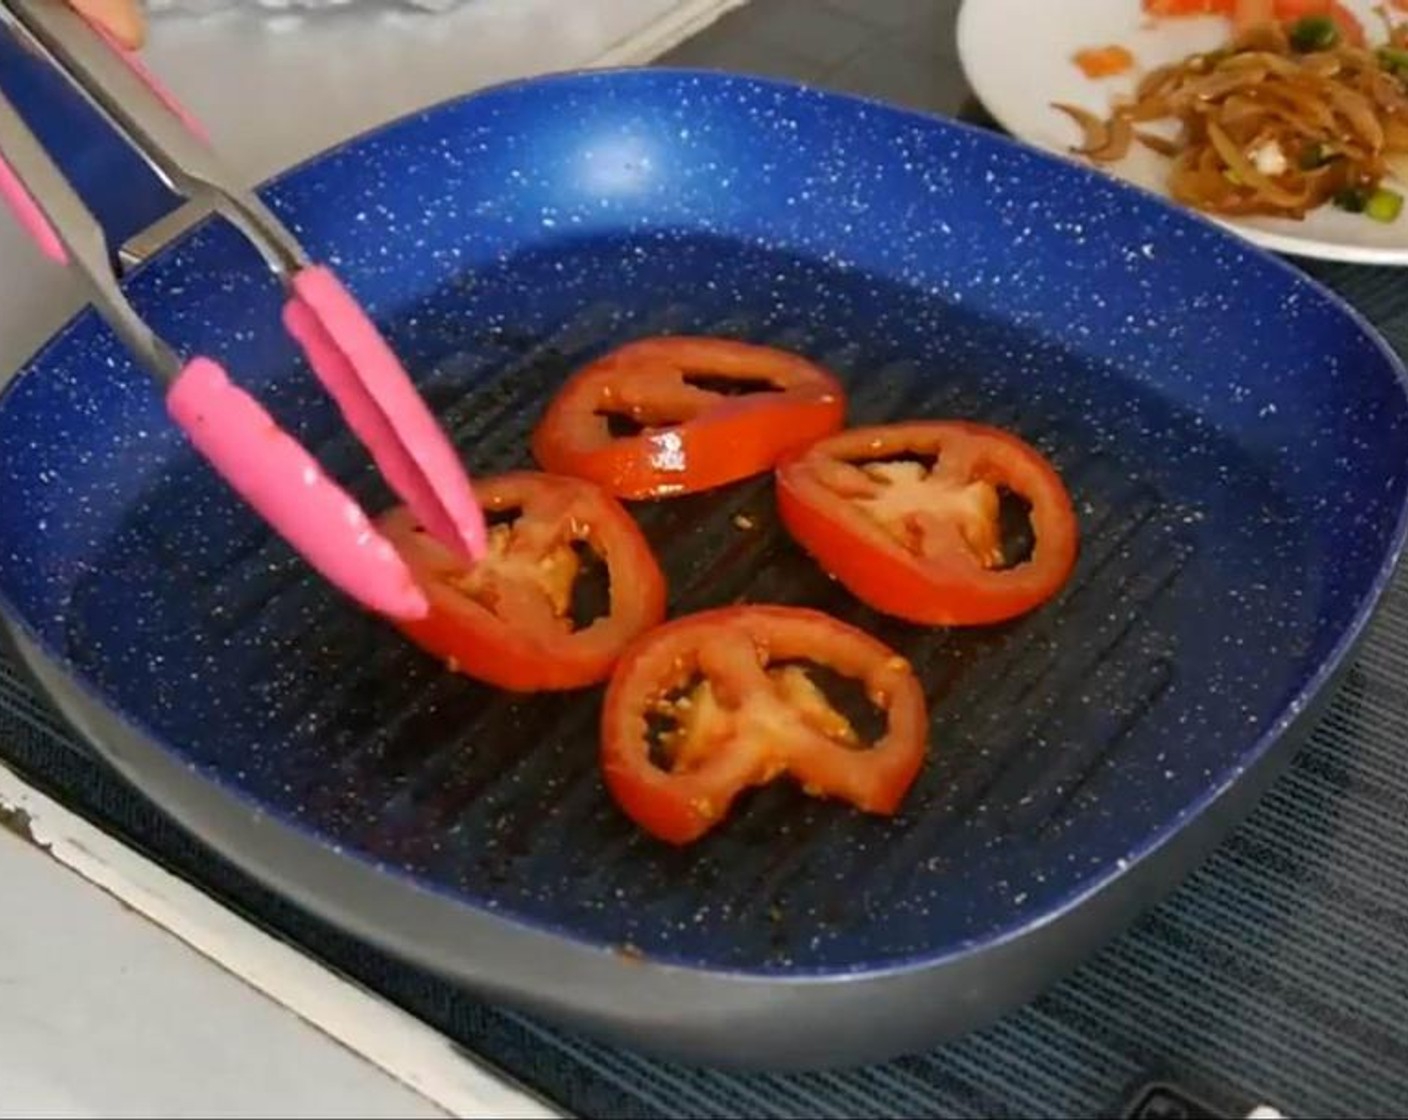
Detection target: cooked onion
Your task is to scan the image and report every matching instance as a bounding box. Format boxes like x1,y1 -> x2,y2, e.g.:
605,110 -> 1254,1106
1055,12 -> 1408,220
1052,102 -> 1112,156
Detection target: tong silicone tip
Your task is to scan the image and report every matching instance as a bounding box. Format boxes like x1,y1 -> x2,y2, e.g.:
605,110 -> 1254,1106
167,359 -> 430,621
284,267 -> 488,564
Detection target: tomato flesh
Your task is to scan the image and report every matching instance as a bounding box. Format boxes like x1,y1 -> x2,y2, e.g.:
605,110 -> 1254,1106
1074,45 -> 1137,78
377,471 -> 667,692
776,421 -> 1080,627
601,605 -> 929,845
531,336 -> 847,500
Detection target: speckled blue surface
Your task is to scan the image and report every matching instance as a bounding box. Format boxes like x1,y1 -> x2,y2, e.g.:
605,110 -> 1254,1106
1,69 -> 1407,981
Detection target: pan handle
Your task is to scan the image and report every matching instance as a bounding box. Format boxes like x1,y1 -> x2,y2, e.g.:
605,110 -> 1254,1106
0,19 -> 180,267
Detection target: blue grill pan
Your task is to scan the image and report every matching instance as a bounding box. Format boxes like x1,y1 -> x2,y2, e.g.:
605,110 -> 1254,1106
1,64 -> 1406,1069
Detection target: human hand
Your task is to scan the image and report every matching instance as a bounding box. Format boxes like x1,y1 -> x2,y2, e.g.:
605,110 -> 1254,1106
68,0 -> 146,50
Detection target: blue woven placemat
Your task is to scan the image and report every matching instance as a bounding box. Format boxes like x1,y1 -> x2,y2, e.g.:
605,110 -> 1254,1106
2,259 -> 1407,1120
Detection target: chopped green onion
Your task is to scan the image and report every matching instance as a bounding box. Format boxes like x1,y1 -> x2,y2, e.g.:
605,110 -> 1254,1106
1299,142 -> 1334,170
1289,15 -> 1339,52
1334,187 -> 1370,213
1379,46 -> 1408,73
1366,187 -> 1404,223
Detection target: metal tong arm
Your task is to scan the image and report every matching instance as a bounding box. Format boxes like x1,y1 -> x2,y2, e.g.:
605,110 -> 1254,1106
0,80 -> 181,380
2,0 -> 309,283
0,0 -> 488,584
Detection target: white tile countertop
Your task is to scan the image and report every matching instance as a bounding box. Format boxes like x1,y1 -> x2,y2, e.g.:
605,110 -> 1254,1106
0,770 -> 560,1119
0,803 -> 446,1119
0,0 -> 737,1115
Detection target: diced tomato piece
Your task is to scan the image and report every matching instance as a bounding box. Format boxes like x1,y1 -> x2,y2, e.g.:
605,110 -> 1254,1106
378,471 -> 666,691
600,605 -> 929,845
531,336 -> 847,501
1142,0 -> 1234,17
776,421 -> 1080,627
1143,0 -> 1227,13
1074,45 -> 1137,78
1233,0 -> 1276,31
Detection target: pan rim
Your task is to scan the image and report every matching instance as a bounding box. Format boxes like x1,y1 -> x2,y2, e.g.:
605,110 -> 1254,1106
1,65 -> 1406,993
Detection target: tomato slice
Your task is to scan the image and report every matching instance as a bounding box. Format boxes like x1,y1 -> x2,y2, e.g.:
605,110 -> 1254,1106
601,605 -> 928,845
776,421 -> 1079,627
377,471 -> 667,692
531,336 -> 847,500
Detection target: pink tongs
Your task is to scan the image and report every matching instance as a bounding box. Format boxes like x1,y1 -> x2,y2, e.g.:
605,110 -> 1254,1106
0,0 -> 488,621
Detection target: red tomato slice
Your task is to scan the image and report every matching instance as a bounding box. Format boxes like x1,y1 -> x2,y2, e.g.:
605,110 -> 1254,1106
531,336 -> 847,500
377,471 -> 667,692
601,605 -> 929,845
776,421 -> 1080,627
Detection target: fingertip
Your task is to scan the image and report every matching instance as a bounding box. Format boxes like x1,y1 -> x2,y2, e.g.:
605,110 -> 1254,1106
69,0 -> 147,50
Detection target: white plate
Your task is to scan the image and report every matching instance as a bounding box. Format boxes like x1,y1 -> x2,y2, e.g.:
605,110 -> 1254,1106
956,0 -> 1408,264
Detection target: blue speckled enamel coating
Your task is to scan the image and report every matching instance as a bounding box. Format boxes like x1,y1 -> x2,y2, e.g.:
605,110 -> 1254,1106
1,67 -> 1407,1066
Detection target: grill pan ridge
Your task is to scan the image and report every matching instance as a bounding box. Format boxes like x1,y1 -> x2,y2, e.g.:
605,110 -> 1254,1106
1,69 -> 1406,1067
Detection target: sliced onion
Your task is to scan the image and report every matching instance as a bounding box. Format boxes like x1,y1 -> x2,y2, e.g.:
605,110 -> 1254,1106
1137,63 -> 1181,100
1087,113 -> 1133,162
1384,117 -> 1408,150
1259,83 -> 1338,131
1136,131 -> 1181,157
1326,84 -> 1386,150
1385,151 -> 1408,184
1206,118 -> 1307,208
1301,52 -> 1343,79
1051,102 -> 1110,156
1059,26 -> 1408,223
1177,68 -> 1268,103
